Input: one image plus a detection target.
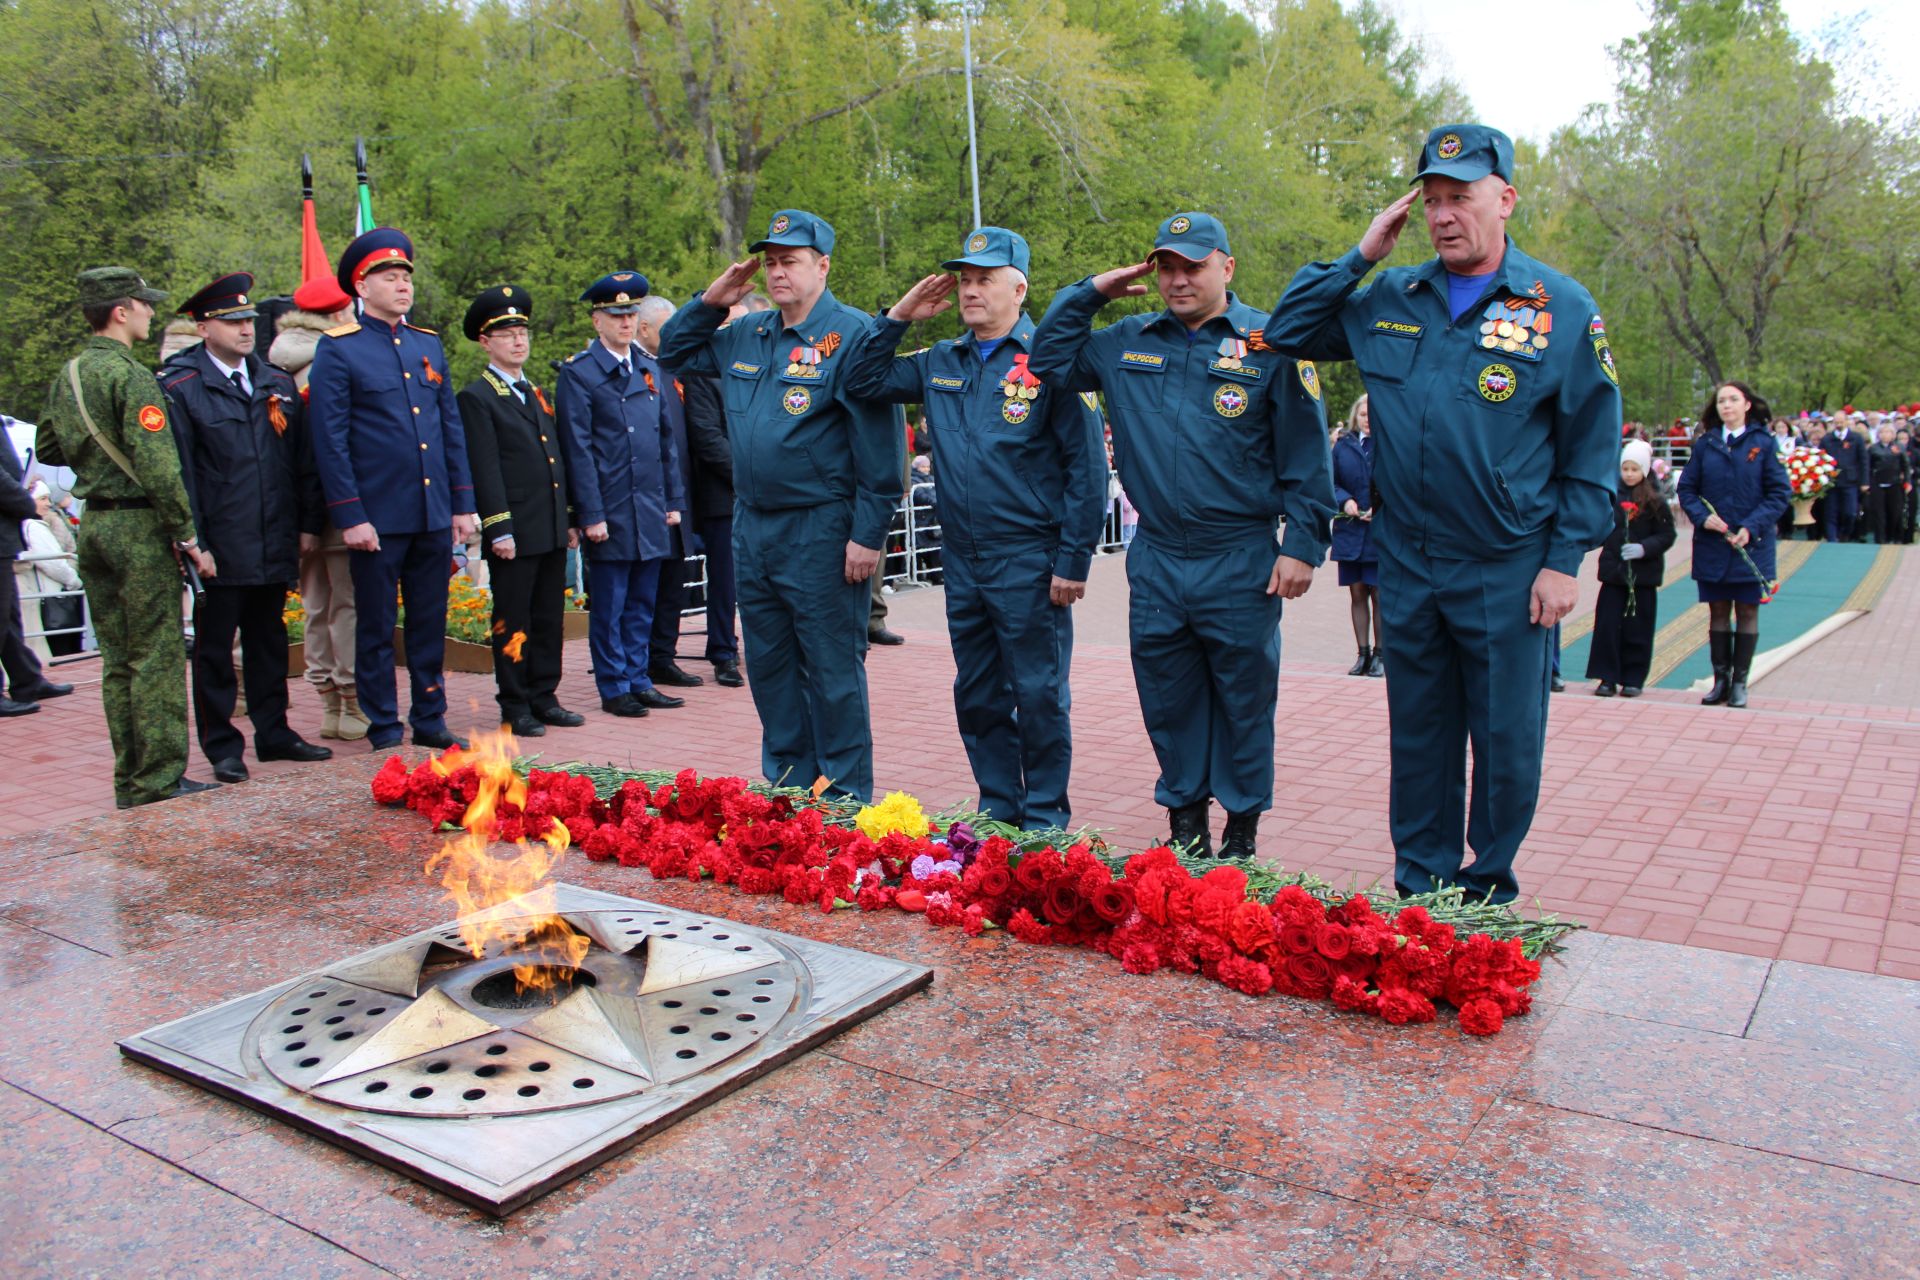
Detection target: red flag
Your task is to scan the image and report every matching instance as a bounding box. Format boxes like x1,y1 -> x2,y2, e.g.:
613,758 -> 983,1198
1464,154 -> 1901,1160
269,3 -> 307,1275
293,196 -> 351,314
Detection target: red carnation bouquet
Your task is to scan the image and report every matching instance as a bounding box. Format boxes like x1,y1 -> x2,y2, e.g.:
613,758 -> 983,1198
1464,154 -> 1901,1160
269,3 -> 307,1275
1781,445 -> 1839,500
373,756 -> 1576,1035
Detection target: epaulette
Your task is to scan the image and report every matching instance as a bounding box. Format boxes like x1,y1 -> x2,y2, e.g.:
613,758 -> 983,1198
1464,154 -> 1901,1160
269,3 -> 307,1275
565,351 -> 583,364
324,323 -> 361,337
404,322 -> 437,336
162,369 -> 200,389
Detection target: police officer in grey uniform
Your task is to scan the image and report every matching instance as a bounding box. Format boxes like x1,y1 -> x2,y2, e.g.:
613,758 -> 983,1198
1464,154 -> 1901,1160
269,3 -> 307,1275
1264,124 -> 1621,903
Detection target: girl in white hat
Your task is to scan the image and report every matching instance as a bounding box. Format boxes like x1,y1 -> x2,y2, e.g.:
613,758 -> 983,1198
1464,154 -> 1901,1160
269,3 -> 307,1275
1586,439 -> 1675,696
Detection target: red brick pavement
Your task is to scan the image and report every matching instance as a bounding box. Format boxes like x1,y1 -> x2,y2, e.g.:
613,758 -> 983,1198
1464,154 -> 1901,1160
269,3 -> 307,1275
5,549 -> 1916,979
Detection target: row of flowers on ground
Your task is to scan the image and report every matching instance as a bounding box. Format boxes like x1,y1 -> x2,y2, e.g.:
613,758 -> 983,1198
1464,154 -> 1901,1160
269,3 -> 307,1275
373,754 -> 1553,1036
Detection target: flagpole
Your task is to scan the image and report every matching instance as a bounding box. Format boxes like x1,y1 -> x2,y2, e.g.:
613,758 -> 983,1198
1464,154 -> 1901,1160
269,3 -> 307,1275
354,136 -> 374,235
961,0 -> 982,229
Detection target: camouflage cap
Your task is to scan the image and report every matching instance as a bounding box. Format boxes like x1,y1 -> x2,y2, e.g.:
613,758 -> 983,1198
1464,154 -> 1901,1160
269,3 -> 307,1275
77,266 -> 167,307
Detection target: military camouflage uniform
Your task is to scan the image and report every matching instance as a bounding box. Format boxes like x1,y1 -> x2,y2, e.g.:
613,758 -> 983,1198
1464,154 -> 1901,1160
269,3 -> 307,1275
37,318 -> 199,806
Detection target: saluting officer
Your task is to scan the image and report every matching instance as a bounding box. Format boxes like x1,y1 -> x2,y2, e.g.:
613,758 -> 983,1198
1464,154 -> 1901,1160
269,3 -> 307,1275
555,272 -> 686,718
1264,124 -> 1621,903
847,227 -> 1105,829
658,210 -> 903,802
308,228 -> 478,751
455,285 -> 584,737
36,267 -> 219,806
160,272 -> 332,781
1030,213 -> 1334,857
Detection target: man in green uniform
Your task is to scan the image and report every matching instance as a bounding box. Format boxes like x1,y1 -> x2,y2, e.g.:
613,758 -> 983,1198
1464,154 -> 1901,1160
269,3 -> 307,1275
36,267 -> 220,807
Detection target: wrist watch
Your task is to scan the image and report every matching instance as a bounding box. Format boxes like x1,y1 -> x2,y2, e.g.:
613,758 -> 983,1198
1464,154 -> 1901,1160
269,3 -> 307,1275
174,538 -> 197,551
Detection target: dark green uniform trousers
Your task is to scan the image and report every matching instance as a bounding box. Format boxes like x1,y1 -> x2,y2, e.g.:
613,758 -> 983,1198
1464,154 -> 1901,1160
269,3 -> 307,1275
78,509 -> 188,805
1377,532 -> 1550,905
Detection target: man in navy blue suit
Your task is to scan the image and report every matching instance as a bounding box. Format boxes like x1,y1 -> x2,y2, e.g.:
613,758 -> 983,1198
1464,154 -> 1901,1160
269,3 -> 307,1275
1821,413 -> 1870,542
308,228 -> 477,751
556,272 -> 686,718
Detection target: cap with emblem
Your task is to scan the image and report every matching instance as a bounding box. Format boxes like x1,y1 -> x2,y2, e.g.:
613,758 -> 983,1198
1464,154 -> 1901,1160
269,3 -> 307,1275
77,266 -> 168,307
464,284 -> 533,341
335,228 -> 415,294
749,209 -> 835,256
1412,123 -> 1514,185
178,272 -> 259,321
1151,212 -> 1230,262
941,226 -> 1030,276
579,272 -> 649,315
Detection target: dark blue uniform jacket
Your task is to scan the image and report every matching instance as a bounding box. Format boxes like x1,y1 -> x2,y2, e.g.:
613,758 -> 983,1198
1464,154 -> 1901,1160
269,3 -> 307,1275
309,316 -> 475,533
1330,431 -> 1376,565
1264,240 -> 1620,576
555,341 -> 684,563
1678,428 -> 1791,583
846,312 -> 1107,580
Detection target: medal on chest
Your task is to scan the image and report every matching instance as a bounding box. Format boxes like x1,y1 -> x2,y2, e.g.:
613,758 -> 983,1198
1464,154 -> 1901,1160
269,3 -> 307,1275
997,353 -> 1041,424
785,331 -> 841,378
1215,336 -> 1248,370
1477,281 -> 1552,361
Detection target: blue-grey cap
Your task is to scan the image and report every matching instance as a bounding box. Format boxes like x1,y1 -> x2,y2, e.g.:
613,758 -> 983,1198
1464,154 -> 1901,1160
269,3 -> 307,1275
941,226 -> 1030,276
1151,211 -> 1230,262
749,209 -> 835,256
1412,124 -> 1514,184
580,271 -> 649,314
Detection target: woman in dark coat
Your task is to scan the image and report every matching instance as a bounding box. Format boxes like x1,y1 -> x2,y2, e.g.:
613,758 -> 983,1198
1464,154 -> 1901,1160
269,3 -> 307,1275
1331,395 -> 1382,676
1677,381 -> 1791,709
1586,439 -> 1675,697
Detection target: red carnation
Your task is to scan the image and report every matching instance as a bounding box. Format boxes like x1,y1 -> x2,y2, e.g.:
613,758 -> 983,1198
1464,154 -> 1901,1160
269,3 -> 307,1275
371,756 -> 409,805
1378,988 -> 1436,1025
1457,997 -> 1504,1036
1330,975 -> 1379,1014
1228,900 -> 1275,957
1217,953 -> 1274,996
1119,942 -> 1164,974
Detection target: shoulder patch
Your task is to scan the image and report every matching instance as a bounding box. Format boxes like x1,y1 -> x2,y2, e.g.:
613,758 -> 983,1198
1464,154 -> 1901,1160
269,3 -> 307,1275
1297,361 -> 1321,401
404,322 -> 438,336
324,323 -> 361,338
138,405 -> 166,432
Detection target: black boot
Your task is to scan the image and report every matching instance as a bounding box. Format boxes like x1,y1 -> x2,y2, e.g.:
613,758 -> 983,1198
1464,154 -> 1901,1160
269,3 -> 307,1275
1346,646 -> 1372,676
1701,631 -> 1734,705
1366,647 -> 1385,677
1728,632 -> 1757,709
1167,800 -> 1212,858
1220,811 -> 1260,859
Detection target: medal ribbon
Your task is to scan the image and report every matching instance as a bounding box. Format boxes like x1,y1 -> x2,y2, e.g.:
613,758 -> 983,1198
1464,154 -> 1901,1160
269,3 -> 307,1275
1008,353 -> 1041,388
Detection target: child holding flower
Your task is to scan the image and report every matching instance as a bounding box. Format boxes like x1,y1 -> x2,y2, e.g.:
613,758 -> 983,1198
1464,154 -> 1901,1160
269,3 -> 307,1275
1587,440 -> 1674,697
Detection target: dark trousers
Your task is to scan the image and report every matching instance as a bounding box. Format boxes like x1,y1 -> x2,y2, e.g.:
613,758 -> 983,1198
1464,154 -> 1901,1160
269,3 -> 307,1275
487,545 -> 567,718
1126,535 -> 1281,816
1378,534 -> 1549,905
1825,486 -> 1861,542
1584,582 -> 1658,687
349,530 -> 451,747
734,501 -> 872,801
585,555 -> 662,699
1869,487 -> 1904,544
649,516 -> 739,664
192,582 -> 294,761
0,561 -> 47,695
945,545 -> 1074,830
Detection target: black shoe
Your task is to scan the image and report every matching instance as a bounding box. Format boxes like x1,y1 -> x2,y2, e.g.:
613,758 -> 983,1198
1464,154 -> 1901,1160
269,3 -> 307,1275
712,659 -> 744,688
367,733 -> 404,751
533,705 -> 586,727
601,694 -> 648,718
0,696 -> 40,717
413,728 -> 470,751
256,736 -> 333,763
633,686 -> 685,710
115,796 -> 132,810
648,662 -> 705,688
1167,799 -> 1212,858
210,757 -> 250,783
1346,647 -> 1372,676
507,713 -> 547,738
10,679 -> 72,700
868,627 -> 906,646
1595,682 -> 1617,697
166,777 -> 221,800
1728,632 -> 1757,709
1701,631 -> 1734,705
1550,675 -> 1566,693
1366,650 -> 1385,678
1220,811 -> 1260,859
1620,685 -> 1643,698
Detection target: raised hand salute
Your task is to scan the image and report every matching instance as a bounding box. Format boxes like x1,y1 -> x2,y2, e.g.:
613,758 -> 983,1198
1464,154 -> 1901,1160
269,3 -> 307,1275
1359,189 -> 1419,263
701,258 -> 763,310
887,273 -> 958,323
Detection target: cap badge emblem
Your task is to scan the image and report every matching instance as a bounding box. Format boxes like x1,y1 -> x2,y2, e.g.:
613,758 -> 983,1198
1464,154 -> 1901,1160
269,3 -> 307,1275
968,232 -> 989,253
1438,133 -> 1463,160
1169,215 -> 1192,234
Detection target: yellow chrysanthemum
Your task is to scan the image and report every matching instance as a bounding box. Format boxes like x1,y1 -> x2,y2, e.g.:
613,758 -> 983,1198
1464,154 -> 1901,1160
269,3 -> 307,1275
854,791 -> 931,841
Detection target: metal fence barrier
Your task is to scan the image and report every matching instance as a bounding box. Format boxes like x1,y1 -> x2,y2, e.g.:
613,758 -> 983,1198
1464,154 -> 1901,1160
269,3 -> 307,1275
15,548 -> 96,663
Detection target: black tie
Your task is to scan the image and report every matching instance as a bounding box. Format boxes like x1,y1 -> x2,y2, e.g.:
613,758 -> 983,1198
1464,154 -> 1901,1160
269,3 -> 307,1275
513,380 -> 532,404
230,370 -> 248,397
617,359 -> 631,383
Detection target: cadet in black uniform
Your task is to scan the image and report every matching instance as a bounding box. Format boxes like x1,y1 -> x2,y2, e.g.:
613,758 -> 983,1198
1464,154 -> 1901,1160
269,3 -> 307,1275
455,285 -> 584,737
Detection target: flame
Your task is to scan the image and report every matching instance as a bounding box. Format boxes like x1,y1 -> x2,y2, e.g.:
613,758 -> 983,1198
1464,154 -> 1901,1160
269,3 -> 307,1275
423,728 -> 590,993
503,630 -> 527,662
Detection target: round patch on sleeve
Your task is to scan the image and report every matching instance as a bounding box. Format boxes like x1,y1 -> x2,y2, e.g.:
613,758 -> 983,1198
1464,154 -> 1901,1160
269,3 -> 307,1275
138,404 -> 166,432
